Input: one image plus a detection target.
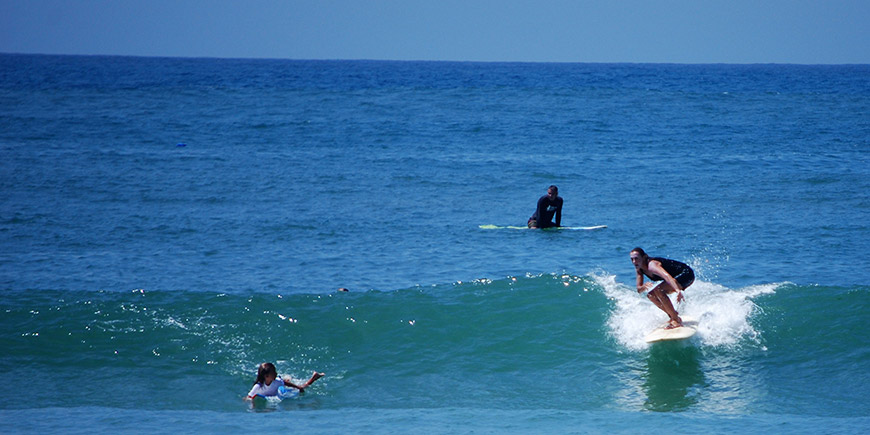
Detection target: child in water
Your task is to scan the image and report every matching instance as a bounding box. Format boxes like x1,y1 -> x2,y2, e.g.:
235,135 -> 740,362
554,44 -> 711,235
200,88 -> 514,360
246,362 -> 324,399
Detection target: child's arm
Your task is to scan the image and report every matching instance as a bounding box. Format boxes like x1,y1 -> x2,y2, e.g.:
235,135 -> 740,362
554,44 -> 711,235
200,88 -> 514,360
245,383 -> 261,400
282,376 -> 305,391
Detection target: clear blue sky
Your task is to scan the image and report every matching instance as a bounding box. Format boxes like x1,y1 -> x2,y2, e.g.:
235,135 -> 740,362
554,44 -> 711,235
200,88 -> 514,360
2,0 -> 869,64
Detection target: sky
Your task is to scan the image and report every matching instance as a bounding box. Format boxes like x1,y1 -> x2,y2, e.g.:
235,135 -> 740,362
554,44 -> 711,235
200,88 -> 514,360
1,0 -> 869,64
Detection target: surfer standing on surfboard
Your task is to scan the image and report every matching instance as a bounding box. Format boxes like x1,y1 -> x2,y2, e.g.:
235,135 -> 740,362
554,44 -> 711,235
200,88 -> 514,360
527,185 -> 563,228
630,248 -> 695,329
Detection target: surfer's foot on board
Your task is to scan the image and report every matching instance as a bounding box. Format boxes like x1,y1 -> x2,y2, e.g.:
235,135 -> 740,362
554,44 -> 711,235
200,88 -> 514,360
665,318 -> 683,329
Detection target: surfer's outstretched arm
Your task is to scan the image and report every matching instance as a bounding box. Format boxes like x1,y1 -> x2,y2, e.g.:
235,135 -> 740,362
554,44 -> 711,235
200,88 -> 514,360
284,371 -> 325,392
302,371 -> 325,388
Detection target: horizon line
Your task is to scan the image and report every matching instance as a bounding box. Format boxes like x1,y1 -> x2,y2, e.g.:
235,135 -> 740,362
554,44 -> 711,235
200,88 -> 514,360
2,51 -> 868,67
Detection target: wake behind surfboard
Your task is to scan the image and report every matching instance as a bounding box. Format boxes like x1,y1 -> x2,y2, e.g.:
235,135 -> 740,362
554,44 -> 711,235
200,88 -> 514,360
479,224 -> 607,230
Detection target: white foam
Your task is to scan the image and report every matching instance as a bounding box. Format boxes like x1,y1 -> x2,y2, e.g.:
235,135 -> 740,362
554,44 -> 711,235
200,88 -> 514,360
590,272 -> 782,351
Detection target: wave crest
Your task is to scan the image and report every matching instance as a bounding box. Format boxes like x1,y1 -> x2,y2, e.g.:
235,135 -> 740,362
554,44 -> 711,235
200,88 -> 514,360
591,272 -> 785,350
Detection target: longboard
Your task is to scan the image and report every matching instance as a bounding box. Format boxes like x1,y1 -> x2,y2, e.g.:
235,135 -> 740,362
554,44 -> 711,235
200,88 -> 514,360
479,224 -> 607,230
644,316 -> 698,343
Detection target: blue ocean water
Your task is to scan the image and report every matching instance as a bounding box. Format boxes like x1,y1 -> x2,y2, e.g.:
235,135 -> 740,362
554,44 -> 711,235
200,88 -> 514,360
1,54 -> 869,433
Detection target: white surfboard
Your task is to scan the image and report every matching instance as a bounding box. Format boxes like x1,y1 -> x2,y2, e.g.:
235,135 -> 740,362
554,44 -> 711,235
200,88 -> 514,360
644,316 -> 698,343
479,224 -> 607,230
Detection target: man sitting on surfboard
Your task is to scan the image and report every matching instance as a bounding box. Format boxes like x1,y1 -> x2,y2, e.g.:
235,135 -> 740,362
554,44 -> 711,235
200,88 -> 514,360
528,185 -> 563,228
630,247 -> 695,329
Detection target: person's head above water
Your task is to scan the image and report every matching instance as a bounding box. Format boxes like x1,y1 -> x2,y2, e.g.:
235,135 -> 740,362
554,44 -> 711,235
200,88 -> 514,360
254,362 -> 278,385
630,247 -> 649,267
547,185 -> 558,199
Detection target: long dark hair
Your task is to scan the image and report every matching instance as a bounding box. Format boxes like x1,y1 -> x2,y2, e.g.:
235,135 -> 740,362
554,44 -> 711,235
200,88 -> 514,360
631,247 -> 648,257
253,362 -> 277,386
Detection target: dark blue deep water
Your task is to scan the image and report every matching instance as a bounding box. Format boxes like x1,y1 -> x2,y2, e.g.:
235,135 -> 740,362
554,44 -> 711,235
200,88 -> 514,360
1,54 -> 869,433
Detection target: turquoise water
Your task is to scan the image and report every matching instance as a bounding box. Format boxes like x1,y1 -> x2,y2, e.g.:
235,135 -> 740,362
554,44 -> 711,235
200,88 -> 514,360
1,55 -> 869,433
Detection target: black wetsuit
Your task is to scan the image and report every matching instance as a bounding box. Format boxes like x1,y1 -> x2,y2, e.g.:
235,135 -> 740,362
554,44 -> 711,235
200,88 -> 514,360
643,257 -> 695,289
529,195 -> 562,228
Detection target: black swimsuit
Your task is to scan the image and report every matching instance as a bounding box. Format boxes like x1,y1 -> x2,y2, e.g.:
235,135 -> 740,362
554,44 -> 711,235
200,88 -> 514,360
642,257 -> 695,289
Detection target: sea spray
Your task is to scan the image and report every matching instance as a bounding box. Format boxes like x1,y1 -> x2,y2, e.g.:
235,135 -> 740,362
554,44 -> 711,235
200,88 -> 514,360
592,272 -> 780,350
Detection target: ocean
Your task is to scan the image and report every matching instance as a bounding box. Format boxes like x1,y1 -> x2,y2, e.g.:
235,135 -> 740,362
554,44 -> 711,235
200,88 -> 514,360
1,54 -> 868,433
